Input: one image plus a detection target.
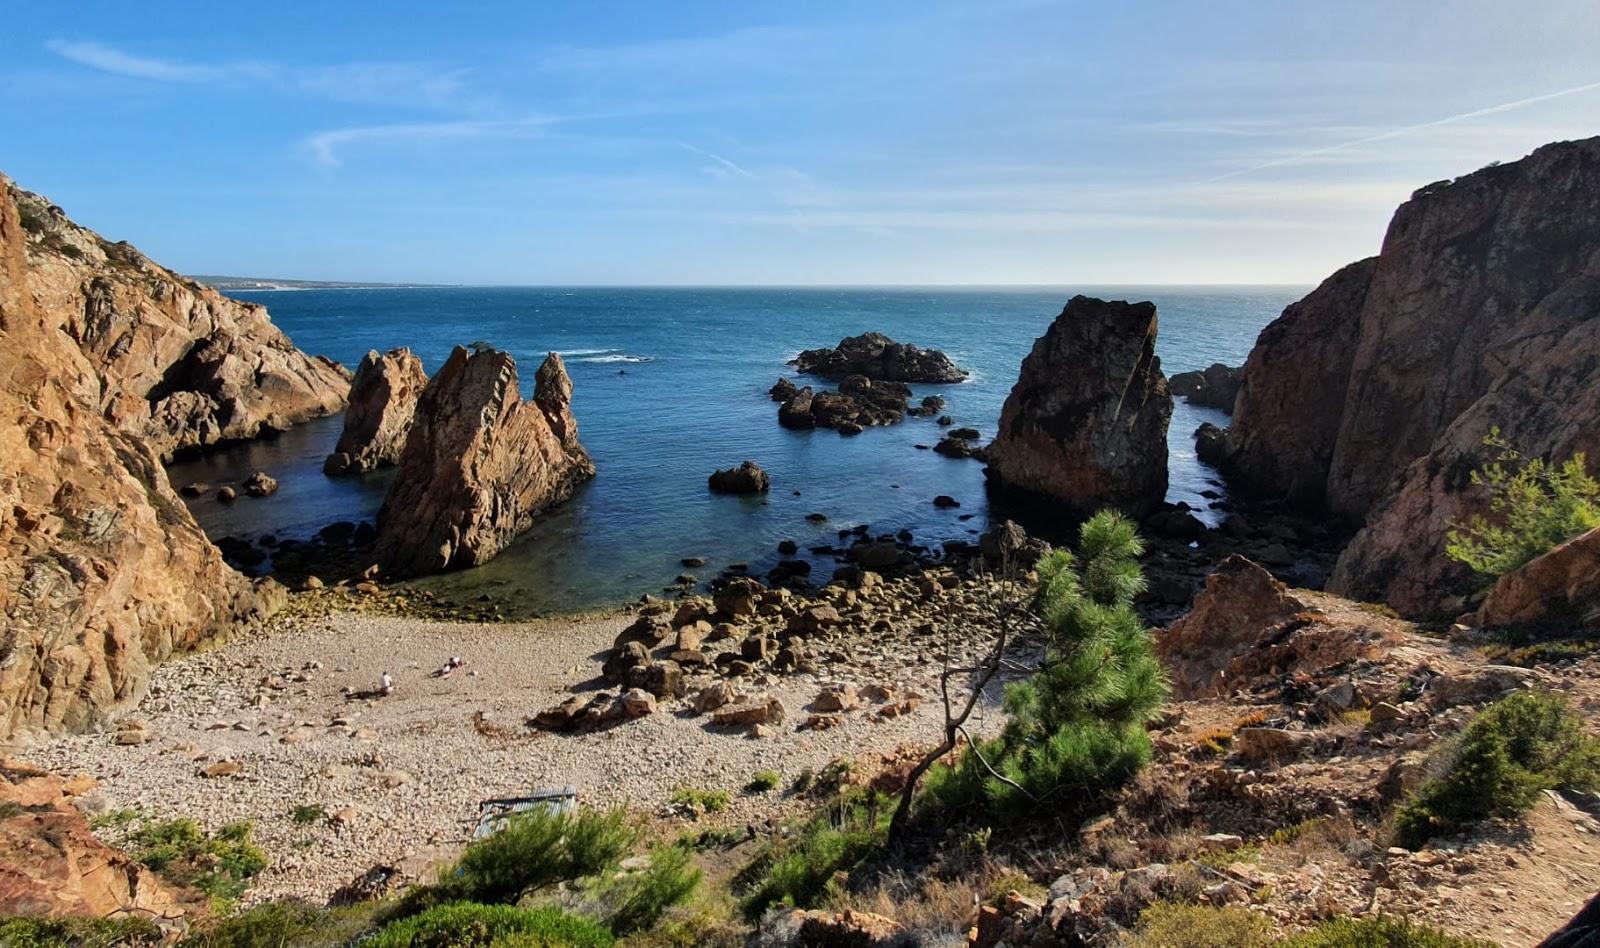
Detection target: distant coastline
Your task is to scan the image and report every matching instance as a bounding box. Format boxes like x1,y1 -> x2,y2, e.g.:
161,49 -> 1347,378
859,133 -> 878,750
190,274 -> 453,291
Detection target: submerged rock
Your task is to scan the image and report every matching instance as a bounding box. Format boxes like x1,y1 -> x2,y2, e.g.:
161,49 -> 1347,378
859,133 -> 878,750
792,331 -> 966,383
325,348 -> 428,475
986,295 -> 1172,516
375,348 -> 595,576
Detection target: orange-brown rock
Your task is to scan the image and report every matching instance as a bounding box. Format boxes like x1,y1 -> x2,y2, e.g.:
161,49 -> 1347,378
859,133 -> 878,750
0,177 -> 284,740
1157,556 -> 1400,700
9,183 -> 347,460
0,759 -> 196,922
1221,137 -> 1600,613
324,347 -> 428,475
1475,525 -> 1600,630
754,907 -> 906,948
986,295 -> 1171,517
375,346 -> 595,575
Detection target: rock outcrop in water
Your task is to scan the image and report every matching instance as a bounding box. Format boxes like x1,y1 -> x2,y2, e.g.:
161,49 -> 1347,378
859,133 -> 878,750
709,460 -> 770,494
8,182 -> 348,460
1223,137 -> 1600,613
375,347 -> 595,575
792,332 -> 967,383
0,177 -> 283,740
775,375 -> 916,434
986,295 -> 1171,516
324,348 -> 428,475
1168,363 -> 1241,413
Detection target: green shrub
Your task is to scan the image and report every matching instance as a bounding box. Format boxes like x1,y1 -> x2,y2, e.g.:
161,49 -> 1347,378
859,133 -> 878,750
738,788 -> 890,918
290,803 -> 326,825
1446,430 -> 1600,578
1393,690 -> 1600,848
598,844 -> 702,934
183,902 -> 379,948
0,915 -> 161,947
668,786 -> 730,813
127,819 -> 266,908
744,771 -> 780,794
365,902 -> 613,948
440,807 -> 636,905
1283,915 -> 1495,947
1127,902 -> 1272,948
925,511 -> 1166,815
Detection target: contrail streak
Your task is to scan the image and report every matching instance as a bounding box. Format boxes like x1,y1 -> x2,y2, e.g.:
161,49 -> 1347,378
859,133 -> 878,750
1209,79 -> 1600,181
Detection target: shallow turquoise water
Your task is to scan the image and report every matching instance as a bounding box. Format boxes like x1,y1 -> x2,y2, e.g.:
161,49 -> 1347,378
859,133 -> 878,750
166,285 -> 1304,613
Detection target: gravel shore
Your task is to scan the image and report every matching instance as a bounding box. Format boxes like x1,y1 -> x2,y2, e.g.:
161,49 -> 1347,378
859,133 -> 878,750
27,606 -> 1010,903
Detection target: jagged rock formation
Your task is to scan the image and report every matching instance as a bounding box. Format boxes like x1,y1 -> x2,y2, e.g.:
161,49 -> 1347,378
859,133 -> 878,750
375,347 -> 595,575
0,177 -> 283,741
1475,525 -> 1600,630
1168,362 -> 1241,412
775,375 -> 915,434
9,183 -> 348,460
324,348 -> 428,475
792,332 -> 967,383
985,296 -> 1171,516
1223,137 -> 1600,612
0,760 -> 195,921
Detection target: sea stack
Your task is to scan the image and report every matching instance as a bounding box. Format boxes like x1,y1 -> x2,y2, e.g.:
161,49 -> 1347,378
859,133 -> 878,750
374,347 -> 595,575
1223,136 -> 1600,614
985,295 -> 1171,518
325,347 -> 429,475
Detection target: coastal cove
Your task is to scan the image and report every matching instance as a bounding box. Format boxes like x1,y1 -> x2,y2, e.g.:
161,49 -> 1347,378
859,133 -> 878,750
167,285 -> 1302,615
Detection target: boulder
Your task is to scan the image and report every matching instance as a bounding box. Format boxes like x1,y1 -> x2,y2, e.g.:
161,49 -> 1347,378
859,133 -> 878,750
711,696 -> 786,727
708,460 -> 770,494
1221,137 -> 1600,613
374,348 -> 595,575
325,348 -> 428,475
791,332 -> 967,383
1168,363 -> 1241,412
1476,526 -> 1600,629
986,295 -> 1172,517
242,471 -> 278,497
0,178 -> 288,741
778,387 -> 816,429
714,576 -> 767,618
0,761 -> 196,920
1158,556 -> 1401,700
769,377 -> 799,402
1194,422 -> 1231,468
979,519 -> 1050,570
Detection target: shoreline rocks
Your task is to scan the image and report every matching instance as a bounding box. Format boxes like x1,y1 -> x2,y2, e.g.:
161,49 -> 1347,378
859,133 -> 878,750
1168,363 -> 1241,413
791,332 -> 967,383
325,348 -> 428,476
986,295 -> 1172,517
709,461 -> 771,494
374,348 -> 595,576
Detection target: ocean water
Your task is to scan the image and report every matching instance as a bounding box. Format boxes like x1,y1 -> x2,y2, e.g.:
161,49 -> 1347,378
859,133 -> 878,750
166,286 -> 1305,614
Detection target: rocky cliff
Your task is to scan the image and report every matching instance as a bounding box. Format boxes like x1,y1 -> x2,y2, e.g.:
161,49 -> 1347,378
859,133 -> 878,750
375,347 -> 595,575
324,348 -> 427,475
0,177 -> 284,741
986,295 -> 1171,517
9,183 -> 348,460
1223,137 -> 1600,613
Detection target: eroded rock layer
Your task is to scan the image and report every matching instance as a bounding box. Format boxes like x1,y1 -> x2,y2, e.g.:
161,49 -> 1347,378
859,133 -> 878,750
375,347 -> 595,575
9,183 -> 348,460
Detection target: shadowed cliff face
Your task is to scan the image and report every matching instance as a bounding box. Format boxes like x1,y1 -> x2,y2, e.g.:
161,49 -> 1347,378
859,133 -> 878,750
374,347 -> 596,576
9,183 -> 348,461
1223,136 -> 1600,614
0,177 -> 285,741
985,295 -> 1171,518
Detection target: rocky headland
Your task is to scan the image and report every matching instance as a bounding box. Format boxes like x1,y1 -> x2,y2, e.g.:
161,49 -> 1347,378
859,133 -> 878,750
1214,136 -> 1600,617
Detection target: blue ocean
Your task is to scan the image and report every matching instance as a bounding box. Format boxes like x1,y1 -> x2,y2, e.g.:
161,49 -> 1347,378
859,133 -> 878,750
166,286 -> 1305,614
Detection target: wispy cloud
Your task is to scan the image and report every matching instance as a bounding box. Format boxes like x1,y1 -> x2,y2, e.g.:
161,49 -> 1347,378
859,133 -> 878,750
1210,80 -> 1600,181
678,142 -> 758,181
44,38 -> 491,112
305,117 -> 556,167
44,39 -> 234,82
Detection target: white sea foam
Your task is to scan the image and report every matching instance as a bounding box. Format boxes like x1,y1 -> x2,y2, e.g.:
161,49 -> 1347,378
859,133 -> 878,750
575,354 -> 654,364
556,348 -> 616,356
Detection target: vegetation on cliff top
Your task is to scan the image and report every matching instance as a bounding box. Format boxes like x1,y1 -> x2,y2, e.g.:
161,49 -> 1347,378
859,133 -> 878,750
1445,429 -> 1600,578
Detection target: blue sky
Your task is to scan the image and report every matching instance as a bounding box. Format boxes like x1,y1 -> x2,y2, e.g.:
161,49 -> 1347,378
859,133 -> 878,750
4,1 -> 1599,284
